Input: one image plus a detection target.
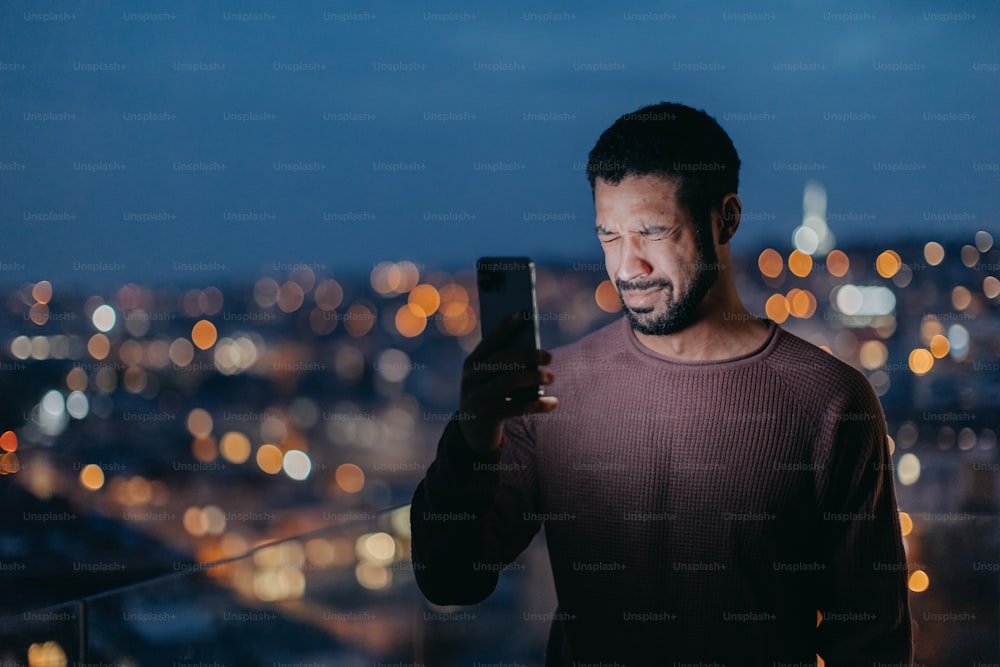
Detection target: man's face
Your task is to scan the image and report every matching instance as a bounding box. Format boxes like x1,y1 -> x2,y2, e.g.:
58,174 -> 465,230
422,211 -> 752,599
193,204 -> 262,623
594,174 -> 719,336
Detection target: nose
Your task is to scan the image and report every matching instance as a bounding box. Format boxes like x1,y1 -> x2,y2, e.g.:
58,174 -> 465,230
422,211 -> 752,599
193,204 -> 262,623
617,235 -> 652,284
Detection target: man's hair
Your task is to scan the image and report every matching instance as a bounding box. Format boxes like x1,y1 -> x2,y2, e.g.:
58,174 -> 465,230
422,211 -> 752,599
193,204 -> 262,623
586,102 -> 741,227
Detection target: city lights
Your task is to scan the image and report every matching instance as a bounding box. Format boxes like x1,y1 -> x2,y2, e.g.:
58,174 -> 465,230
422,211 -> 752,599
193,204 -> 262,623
79,464 -> 105,491
824,250 -> 849,278
908,569 -> 930,593
923,242 -> 945,266
0,230 -> 994,660
897,453 -> 921,485
335,463 -> 365,493
787,250 -> 813,278
91,304 -> 117,332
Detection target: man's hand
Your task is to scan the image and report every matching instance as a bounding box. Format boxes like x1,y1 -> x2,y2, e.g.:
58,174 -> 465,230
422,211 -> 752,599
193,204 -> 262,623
457,312 -> 559,453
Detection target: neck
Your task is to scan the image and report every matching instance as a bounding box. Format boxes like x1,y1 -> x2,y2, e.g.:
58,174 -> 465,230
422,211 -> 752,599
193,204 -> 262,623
628,270 -> 770,362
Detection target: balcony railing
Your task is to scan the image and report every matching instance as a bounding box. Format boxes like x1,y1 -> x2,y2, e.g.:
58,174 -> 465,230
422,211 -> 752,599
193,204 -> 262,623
0,503 -> 554,666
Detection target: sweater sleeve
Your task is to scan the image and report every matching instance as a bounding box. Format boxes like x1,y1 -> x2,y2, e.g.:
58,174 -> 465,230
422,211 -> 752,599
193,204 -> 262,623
815,383 -> 914,665
409,413 -> 542,606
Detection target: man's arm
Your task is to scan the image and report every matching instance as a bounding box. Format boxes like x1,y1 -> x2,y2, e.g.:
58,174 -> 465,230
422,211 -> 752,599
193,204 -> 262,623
815,384 -> 913,664
410,414 -> 542,605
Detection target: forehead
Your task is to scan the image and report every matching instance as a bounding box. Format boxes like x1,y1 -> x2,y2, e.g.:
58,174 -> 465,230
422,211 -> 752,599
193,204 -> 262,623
594,174 -> 685,223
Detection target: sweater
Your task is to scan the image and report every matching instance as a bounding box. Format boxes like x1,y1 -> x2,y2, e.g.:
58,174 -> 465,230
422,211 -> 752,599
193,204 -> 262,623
410,317 -> 913,666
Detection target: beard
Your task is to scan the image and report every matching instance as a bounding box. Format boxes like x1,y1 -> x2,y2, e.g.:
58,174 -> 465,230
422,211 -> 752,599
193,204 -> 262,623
616,230 -> 719,336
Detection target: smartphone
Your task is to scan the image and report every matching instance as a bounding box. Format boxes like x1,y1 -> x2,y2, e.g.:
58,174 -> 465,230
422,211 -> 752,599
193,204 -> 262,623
475,256 -> 543,402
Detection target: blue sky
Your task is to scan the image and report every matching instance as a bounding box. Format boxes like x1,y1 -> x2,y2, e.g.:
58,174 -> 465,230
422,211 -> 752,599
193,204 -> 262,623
1,0 -> 997,286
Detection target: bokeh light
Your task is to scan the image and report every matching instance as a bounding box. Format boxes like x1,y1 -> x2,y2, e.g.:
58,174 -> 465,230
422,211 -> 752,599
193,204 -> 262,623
1,431 -> 19,453
825,250 -> 849,278
984,276 -> 1000,299
764,294 -> 789,323
923,242 -> 944,266
788,250 -> 813,278
908,569 -> 929,593
169,338 -> 195,366
335,463 -> 365,493
343,303 -> 376,337
394,304 -> 427,338
758,248 -> 784,278
282,449 -> 312,481
191,320 -> 218,350
314,279 -> 344,311
92,304 -> 117,332
908,349 -> 934,376
875,250 -> 901,279
256,444 -> 284,474
277,281 -> 306,313
594,280 -> 620,312
80,464 -> 105,491
859,341 -> 888,370
899,512 -> 913,537
32,280 -> 53,304
27,640 -> 67,667
960,244 -> 979,268
897,453 -> 921,485
951,286 -> 972,311
220,431 -> 251,464
929,335 -> 950,359
87,334 -> 110,360
408,284 -> 440,316
187,408 -> 213,438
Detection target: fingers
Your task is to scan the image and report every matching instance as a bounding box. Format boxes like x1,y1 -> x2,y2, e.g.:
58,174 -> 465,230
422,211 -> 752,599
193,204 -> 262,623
457,325 -> 558,453
463,364 -> 553,398
524,396 -> 559,413
463,368 -> 552,406
461,366 -> 554,412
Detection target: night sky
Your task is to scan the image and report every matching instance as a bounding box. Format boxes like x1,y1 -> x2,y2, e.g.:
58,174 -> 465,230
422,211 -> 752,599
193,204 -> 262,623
1,0 -> 997,287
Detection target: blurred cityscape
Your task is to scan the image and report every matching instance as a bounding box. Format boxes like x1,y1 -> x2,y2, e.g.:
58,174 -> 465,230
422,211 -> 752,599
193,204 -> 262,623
1,220 -> 999,664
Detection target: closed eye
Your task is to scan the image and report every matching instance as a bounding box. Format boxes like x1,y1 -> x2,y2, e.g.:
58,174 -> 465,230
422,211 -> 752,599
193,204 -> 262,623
596,224 -> 676,244
639,225 -> 674,241
596,225 -> 620,244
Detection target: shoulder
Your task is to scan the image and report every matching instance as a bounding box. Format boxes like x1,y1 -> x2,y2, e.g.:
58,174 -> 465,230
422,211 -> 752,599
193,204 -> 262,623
766,325 -> 880,414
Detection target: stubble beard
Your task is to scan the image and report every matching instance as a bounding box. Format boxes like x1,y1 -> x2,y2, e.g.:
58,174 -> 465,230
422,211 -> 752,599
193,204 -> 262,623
616,230 -> 720,336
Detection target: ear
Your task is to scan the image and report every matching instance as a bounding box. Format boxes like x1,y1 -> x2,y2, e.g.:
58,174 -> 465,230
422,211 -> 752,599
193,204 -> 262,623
716,193 -> 742,245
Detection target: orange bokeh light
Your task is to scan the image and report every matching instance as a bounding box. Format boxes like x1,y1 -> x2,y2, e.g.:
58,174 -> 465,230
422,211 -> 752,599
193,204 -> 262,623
408,284 -> 441,316
595,280 -> 622,313
335,463 -> 365,493
395,304 -> 427,337
765,294 -> 789,323
257,444 -> 284,474
758,249 -> 784,279
0,431 -> 17,453
875,250 -> 902,279
825,250 -> 849,278
788,250 -> 813,278
191,320 -> 218,350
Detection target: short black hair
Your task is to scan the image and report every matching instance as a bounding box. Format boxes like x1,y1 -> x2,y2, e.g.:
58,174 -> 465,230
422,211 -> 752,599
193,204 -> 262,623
586,102 -> 740,226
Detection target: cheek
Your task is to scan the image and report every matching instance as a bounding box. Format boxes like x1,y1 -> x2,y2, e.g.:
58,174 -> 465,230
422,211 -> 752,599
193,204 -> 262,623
657,248 -> 697,285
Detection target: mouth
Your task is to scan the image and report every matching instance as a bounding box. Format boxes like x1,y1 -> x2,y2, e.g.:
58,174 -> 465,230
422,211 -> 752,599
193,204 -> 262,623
621,286 -> 663,308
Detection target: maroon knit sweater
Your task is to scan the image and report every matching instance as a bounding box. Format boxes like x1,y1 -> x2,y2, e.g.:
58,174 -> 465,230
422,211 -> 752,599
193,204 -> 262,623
411,317 -> 913,666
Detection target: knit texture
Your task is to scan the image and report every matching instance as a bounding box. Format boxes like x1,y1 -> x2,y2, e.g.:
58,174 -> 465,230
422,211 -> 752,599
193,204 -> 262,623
411,317 -> 913,666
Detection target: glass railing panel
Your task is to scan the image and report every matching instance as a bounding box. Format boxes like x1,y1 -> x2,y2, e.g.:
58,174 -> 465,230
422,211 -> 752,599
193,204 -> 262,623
79,506 -> 423,665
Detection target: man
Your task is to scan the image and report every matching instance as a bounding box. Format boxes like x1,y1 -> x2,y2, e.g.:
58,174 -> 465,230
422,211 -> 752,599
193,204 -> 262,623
410,102 -> 913,665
